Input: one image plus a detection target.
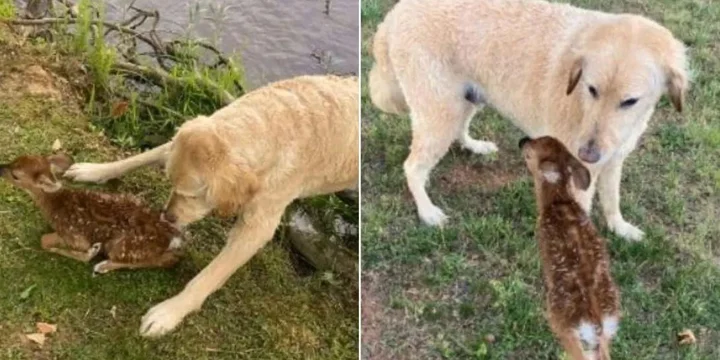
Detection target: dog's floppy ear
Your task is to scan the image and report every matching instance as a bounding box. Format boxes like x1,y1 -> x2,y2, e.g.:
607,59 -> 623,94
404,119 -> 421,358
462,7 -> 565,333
666,65 -> 688,113
47,153 -> 74,175
207,160 -> 259,217
568,157 -> 591,191
664,41 -> 689,113
566,57 -> 584,95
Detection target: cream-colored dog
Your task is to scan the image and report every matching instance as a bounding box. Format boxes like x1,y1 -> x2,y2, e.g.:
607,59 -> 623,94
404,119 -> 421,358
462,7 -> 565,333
64,75 -> 359,337
369,0 -> 688,240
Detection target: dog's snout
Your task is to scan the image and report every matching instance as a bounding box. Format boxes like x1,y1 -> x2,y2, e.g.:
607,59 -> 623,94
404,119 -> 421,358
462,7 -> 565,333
578,140 -> 601,164
518,136 -> 532,149
162,211 -> 177,224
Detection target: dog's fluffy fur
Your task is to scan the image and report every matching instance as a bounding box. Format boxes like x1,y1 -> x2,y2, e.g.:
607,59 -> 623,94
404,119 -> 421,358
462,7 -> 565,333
64,75 -> 359,337
369,0 -> 688,240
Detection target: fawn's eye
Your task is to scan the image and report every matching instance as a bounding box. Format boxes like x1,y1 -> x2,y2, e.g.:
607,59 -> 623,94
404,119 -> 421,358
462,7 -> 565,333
11,172 -> 18,180
620,98 -> 639,108
588,86 -> 598,98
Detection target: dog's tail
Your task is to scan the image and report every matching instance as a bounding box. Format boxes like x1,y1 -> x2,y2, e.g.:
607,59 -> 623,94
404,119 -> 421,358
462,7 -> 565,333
368,17 -> 408,115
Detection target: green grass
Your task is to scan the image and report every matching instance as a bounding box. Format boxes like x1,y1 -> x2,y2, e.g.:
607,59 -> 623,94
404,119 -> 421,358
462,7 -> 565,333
361,0 -> 720,359
0,22 -> 356,360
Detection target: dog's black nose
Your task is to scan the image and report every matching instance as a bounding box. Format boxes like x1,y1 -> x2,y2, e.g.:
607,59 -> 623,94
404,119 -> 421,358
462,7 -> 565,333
518,137 -> 532,149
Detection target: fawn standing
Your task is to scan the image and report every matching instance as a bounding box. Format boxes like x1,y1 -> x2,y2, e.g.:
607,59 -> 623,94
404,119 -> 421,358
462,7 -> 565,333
520,136 -> 620,360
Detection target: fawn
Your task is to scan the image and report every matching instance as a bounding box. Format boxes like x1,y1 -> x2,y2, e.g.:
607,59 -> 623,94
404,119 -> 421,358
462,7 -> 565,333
520,136 -> 620,360
0,153 -> 182,274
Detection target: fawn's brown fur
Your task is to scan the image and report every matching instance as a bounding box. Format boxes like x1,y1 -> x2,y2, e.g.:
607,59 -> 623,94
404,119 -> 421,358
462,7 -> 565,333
521,136 -> 620,360
0,154 -> 182,274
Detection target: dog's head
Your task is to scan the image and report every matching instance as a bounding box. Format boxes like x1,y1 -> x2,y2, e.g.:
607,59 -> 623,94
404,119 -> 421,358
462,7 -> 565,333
0,153 -> 73,194
565,15 -> 688,165
519,136 -> 591,192
162,116 -> 259,228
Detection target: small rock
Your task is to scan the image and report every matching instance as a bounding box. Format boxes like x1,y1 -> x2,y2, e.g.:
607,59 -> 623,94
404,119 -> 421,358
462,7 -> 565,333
36,322 -> 57,334
678,329 -> 696,345
51,139 -> 62,151
25,333 -> 45,346
484,334 -> 496,343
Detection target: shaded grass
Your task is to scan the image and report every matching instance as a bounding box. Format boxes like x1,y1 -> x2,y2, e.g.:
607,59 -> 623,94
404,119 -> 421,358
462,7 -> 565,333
0,26 -> 356,360
361,0 -> 720,359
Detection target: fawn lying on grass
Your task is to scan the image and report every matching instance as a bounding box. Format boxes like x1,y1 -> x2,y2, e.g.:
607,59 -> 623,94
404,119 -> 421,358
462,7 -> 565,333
520,136 -> 620,360
0,153 -> 182,274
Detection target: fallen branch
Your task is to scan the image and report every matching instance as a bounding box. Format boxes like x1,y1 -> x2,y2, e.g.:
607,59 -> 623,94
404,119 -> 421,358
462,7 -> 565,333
112,60 -> 235,105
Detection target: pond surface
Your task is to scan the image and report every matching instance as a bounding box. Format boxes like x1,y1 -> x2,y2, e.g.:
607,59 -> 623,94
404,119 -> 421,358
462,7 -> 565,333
104,0 -> 359,88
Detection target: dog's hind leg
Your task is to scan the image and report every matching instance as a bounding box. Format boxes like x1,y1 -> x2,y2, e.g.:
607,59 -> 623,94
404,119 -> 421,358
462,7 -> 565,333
400,70 -> 474,226
139,196 -> 291,337
64,141 -> 172,183
458,84 -> 498,155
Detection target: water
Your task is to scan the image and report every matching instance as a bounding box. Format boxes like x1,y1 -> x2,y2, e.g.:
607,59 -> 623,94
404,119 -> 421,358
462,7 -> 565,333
61,0 -> 359,88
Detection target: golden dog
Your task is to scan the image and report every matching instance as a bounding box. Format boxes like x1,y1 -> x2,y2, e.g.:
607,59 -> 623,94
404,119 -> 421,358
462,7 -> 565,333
65,75 -> 359,337
369,0 -> 688,240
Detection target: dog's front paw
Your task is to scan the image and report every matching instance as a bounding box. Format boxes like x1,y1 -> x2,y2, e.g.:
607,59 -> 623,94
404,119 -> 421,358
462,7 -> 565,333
64,163 -> 116,183
463,140 -> 498,155
140,296 -> 192,337
608,218 -> 644,241
418,205 -> 448,227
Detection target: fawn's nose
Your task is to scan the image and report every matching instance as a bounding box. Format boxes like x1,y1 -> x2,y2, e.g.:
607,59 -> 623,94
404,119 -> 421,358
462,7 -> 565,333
161,211 -> 177,224
518,136 -> 532,149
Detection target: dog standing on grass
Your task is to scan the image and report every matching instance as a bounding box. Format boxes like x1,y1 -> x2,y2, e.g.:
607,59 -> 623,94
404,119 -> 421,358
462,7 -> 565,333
369,0 -> 688,240
64,75 -> 359,337
521,136 -> 620,360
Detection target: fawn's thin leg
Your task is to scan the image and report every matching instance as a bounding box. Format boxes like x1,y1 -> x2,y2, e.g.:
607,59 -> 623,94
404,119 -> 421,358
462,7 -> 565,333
93,251 -> 180,274
41,233 -> 101,263
558,330 -> 588,360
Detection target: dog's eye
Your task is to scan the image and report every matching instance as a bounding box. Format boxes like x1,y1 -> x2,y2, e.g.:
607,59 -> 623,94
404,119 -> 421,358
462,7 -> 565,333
588,86 -> 598,98
620,98 -> 638,108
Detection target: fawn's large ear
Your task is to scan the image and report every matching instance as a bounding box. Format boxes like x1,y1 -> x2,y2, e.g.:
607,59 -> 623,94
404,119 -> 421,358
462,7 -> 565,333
568,157 -> 591,191
36,174 -> 62,193
539,161 -> 561,184
47,154 -> 74,175
566,57 -> 584,95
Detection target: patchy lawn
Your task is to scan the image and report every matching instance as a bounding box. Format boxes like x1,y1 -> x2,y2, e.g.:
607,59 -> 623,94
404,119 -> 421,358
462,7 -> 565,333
0,26 -> 357,359
361,0 -> 720,359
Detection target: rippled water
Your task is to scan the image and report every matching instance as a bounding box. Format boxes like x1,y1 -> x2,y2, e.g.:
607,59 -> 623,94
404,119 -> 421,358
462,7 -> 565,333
57,0 -> 358,88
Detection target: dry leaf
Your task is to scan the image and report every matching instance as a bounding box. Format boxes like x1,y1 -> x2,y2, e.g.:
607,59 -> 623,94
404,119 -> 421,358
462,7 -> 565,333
678,329 -> 696,345
51,139 -> 62,151
110,305 -> 117,319
26,333 -> 45,346
36,322 -> 57,334
111,101 -> 130,118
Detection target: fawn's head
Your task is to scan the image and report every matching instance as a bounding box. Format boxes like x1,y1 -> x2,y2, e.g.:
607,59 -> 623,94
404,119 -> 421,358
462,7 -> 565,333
0,154 -> 74,194
519,136 -> 591,193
